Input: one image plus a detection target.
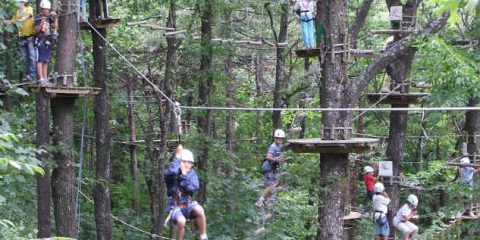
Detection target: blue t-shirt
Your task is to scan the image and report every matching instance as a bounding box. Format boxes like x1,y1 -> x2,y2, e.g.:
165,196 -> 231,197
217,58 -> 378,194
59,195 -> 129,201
267,143 -> 283,158
460,167 -> 475,185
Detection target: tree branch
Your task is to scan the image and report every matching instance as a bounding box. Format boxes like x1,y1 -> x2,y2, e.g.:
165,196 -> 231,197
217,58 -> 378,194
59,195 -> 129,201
349,10 -> 451,103
348,0 -> 374,46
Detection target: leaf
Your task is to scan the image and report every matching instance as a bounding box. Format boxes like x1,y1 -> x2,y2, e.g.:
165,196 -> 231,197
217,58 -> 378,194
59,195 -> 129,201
0,195 -> 5,204
8,160 -> 22,170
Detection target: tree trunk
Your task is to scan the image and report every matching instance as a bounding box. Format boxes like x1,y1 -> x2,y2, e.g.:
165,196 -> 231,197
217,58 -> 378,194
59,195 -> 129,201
465,97 -> 480,160
127,81 -> 140,213
51,0 -> 78,235
317,154 -> 350,239
271,3 -> 289,130
36,94 -> 51,238
197,0 -> 213,205
91,20 -> 113,239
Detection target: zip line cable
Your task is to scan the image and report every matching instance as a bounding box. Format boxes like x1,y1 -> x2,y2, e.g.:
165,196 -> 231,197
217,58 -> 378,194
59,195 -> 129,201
179,105 -> 480,112
79,16 -> 176,106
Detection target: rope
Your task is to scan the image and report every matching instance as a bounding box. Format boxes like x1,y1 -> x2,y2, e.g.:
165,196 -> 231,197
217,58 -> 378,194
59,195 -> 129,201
179,105 -> 480,112
79,16 -> 176,106
77,189 -> 175,240
74,5 -> 90,236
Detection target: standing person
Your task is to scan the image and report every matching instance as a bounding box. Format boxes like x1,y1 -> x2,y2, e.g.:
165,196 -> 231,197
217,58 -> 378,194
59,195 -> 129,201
164,145 -> 208,240
459,157 -> 480,217
363,165 -> 376,200
255,129 -> 286,208
34,0 -> 56,86
4,0 -> 36,82
293,0 -> 316,49
393,194 -> 419,240
373,182 -> 390,240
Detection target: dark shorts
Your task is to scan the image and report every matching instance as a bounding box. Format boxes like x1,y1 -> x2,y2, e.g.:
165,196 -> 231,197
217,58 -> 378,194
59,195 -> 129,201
36,41 -> 52,62
366,190 -> 374,199
263,171 -> 276,186
168,201 -> 198,224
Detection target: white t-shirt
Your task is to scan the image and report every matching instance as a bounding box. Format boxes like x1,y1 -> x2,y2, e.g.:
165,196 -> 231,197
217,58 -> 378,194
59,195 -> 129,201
373,194 -> 390,215
393,203 -> 413,224
294,1 -> 316,16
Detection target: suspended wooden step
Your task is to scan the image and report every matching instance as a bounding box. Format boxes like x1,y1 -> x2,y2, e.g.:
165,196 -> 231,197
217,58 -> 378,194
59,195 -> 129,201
342,211 -> 368,221
80,18 -> 121,30
370,29 -> 416,35
288,138 -> 379,154
366,92 -> 429,105
295,48 -> 377,58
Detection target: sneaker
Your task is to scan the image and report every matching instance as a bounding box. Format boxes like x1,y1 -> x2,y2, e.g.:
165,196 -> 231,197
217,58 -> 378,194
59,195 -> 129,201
255,200 -> 264,208
381,87 -> 391,93
39,79 -> 54,87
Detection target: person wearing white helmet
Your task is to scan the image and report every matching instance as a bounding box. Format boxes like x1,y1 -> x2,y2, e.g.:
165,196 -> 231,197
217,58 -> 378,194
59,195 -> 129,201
34,0 -> 57,86
372,182 -> 390,240
393,194 -> 419,240
164,145 -> 208,240
363,165 -> 377,200
4,0 -> 37,82
255,129 -> 287,208
458,157 -> 480,217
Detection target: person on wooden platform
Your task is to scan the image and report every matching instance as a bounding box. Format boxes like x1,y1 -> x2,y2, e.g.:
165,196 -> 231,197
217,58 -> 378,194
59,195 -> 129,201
4,0 -> 36,82
459,157 -> 480,217
393,194 -> 419,240
293,0 -> 316,49
255,129 -> 287,208
34,0 -> 57,86
373,182 -> 390,240
164,145 -> 208,240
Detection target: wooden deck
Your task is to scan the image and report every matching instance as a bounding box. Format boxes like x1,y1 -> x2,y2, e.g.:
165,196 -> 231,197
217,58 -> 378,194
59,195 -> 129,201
80,18 -> 121,30
370,29 -> 416,35
343,211 -> 368,221
288,138 -> 379,154
295,48 -> 377,58
366,93 -> 429,105
28,85 -> 101,98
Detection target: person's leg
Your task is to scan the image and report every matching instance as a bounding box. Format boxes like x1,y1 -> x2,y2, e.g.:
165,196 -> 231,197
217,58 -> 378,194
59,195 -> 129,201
42,63 -> 48,80
191,205 -> 207,239
26,37 -> 37,78
37,62 -> 44,80
175,215 -> 187,240
307,20 -> 315,48
406,222 -> 418,238
300,17 -> 309,48
19,39 -> 28,76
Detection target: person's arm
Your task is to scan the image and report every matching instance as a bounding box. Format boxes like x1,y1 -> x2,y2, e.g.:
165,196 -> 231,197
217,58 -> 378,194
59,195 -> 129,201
179,170 -> 200,195
19,6 -> 33,22
310,2 -> 316,16
50,12 -> 58,29
403,208 -> 417,221
34,16 -> 44,33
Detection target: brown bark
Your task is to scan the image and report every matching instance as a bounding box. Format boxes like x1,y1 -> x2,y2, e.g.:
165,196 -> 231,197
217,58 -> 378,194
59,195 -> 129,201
197,0 -> 213,205
36,94 -> 51,238
348,0 -> 374,46
51,0 -> 78,235
465,97 -> 480,159
127,81 -> 140,213
269,3 -> 289,130
90,5 -> 113,236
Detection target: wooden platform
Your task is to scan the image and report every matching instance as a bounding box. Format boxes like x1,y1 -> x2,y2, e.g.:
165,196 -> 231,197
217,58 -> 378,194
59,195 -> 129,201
366,93 -> 429,105
370,29 -> 416,35
343,211 -> 367,221
80,18 -> 121,30
28,85 -> 101,98
288,138 -> 379,154
295,48 -> 377,58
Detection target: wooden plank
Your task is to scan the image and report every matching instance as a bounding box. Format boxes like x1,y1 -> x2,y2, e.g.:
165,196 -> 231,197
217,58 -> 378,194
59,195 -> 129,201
366,93 -> 429,105
370,29 -> 416,34
288,138 -> 379,154
343,211 -> 367,220
295,48 -> 322,58
80,18 -> 121,30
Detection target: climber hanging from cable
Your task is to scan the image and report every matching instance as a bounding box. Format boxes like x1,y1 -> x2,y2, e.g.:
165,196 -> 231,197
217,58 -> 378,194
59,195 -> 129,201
255,129 -> 288,208
164,145 -> 208,240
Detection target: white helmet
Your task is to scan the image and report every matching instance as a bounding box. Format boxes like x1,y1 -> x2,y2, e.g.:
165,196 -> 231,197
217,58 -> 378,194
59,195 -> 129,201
181,149 -> 194,162
460,157 -> 470,164
374,182 -> 385,193
274,129 -> 286,138
39,0 -> 51,9
407,194 -> 418,206
364,166 -> 374,173
16,0 -> 27,3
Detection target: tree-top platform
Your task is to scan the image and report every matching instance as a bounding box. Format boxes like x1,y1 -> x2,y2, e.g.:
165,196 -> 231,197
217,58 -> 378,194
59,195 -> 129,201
80,18 -> 121,30
295,48 -> 376,58
288,138 -> 379,154
366,92 -> 429,105
370,29 -> 416,35
28,85 -> 101,98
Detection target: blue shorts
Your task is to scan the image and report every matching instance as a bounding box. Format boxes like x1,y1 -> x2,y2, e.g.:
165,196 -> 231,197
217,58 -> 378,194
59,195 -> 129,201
168,201 -> 198,224
263,171 -> 276,186
36,41 -> 52,63
375,215 -> 390,236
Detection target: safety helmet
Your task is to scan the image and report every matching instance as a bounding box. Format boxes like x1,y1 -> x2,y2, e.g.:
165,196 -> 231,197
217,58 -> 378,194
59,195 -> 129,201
274,129 -> 286,138
460,157 -> 470,164
17,0 -> 27,3
374,182 -> 385,193
364,166 -> 374,173
407,194 -> 418,206
181,149 -> 194,162
39,0 -> 51,9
